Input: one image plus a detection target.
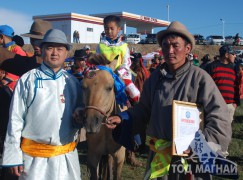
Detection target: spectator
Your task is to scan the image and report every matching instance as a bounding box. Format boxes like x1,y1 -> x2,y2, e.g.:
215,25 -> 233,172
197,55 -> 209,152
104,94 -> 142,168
214,55 -> 220,61
2,29 -> 82,180
12,35 -> 24,47
0,27 -> 25,139
130,47 -> 136,54
158,55 -> 165,65
200,54 -> 211,70
130,52 -> 150,155
234,33 -> 240,46
237,59 -> 243,99
83,45 -> 92,58
100,31 -> 105,41
206,45 -> 239,123
130,52 -> 150,96
0,19 -> 52,78
192,54 -> 200,66
76,31 -> 80,43
13,35 -> 35,57
73,30 -> 77,43
21,19 -> 52,57
0,69 -> 19,180
188,53 -> 193,64
0,27 -> 22,86
0,25 -> 26,56
149,54 -> 160,73
70,49 -> 87,81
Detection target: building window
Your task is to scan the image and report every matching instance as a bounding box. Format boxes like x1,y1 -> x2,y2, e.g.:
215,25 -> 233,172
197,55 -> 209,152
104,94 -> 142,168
87,28 -> 93,32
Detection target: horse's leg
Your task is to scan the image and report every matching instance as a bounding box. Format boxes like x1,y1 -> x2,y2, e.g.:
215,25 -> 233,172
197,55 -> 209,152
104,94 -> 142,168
107,154 -> 114,180
112,146 -> 126,180
87,152 -> 101,180
99,155 -> 109,180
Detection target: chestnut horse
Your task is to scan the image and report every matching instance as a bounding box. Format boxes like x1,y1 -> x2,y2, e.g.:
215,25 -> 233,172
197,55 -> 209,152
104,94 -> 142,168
76,54 -> 126,180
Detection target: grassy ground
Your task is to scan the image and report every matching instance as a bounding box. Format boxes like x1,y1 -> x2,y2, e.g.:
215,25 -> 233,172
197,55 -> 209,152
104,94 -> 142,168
79,151 -> 146,180
223,101 -> 243,180
213,115 -> 243,180
78,104 -> 243,180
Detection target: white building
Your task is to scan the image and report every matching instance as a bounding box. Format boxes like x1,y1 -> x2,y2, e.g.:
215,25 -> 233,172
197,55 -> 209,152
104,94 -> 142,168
34,12 -> 170,44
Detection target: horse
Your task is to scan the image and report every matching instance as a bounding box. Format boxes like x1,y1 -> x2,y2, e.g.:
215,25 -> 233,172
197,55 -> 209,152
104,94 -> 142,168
74,54 -> 126,180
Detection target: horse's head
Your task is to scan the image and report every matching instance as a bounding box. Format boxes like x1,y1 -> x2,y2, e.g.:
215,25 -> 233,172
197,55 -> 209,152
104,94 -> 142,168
80,54 -> 118,133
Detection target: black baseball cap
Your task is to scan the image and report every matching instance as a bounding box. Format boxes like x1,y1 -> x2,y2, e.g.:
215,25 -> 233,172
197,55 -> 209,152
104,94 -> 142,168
219,45 -> 236,56
74,49 -> 87,61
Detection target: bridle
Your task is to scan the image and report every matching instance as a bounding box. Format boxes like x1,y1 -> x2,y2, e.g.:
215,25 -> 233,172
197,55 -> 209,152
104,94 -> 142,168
84,95 -> 116,125
82,65 -> 118,124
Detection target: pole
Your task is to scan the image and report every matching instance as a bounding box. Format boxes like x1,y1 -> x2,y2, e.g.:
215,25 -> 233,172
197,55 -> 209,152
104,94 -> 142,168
167,4 -> 170,21
220,19 -> 225,39
223,20 -> 225,39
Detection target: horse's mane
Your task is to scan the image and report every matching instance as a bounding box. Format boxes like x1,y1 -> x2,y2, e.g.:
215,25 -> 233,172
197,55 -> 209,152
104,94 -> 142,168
88,54 -> 111,66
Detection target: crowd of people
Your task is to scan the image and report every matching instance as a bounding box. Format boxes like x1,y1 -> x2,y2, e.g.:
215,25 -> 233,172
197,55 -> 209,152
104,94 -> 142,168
0,15 -> 242,180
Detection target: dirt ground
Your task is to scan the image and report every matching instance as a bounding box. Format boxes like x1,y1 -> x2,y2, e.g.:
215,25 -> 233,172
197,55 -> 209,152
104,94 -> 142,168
23,43 -> 243,63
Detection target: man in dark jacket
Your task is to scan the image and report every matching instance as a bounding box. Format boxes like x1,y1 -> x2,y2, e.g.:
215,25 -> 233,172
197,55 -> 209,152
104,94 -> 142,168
106,21 -> 232,180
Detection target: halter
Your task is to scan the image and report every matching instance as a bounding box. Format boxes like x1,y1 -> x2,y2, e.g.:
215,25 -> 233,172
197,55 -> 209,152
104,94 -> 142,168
84,97 -> 116,124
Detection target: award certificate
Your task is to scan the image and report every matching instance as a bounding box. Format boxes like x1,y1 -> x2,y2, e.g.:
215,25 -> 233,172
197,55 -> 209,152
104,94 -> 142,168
172,100 -> 203,156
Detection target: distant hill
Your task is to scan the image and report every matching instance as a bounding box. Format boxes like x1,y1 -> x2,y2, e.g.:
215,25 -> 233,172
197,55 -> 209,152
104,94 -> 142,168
23,44 -> 243,61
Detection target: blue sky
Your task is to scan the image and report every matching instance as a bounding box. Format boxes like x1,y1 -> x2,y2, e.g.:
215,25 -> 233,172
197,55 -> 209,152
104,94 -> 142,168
1,0 -> 243,42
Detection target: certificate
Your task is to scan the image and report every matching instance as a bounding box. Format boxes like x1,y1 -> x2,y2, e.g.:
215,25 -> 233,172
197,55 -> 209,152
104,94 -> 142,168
172,100 -> 204,156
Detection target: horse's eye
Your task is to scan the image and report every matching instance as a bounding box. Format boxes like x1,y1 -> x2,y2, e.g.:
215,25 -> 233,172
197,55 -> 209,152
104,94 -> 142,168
106,86 -> 113,92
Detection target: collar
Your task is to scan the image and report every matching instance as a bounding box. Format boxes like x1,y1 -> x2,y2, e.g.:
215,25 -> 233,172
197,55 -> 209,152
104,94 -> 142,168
160,60 -> 191,79
3,41 -> 15,48
40,63 -> 63,79
106,37 -> 119,44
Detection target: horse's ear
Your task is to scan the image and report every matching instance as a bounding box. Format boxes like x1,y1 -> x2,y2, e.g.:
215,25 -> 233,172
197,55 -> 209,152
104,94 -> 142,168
107,55 -> 119,71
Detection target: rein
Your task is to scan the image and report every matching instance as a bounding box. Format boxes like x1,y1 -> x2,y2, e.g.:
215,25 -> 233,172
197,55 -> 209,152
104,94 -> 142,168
85,106 -> 108,117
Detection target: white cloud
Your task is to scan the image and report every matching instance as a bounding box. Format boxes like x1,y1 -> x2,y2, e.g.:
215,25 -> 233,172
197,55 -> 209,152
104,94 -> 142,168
0,8 -> 32,44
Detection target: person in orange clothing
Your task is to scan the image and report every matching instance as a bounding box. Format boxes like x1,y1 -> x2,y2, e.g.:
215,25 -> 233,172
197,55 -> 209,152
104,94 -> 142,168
0,25 -> 26,56
130,52 -> 150,155
13,35 -> 34,57
0,69 -> 19,180
130,53 -> 150,93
